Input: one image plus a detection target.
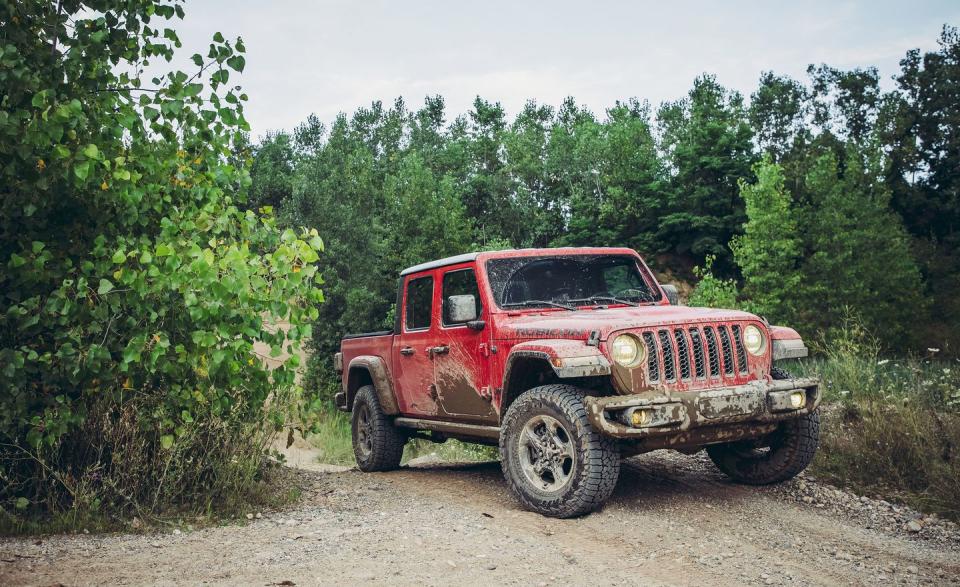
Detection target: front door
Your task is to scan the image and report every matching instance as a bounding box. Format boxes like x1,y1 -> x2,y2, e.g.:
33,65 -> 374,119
432,266 -> 497,424
393,273 -> 440,417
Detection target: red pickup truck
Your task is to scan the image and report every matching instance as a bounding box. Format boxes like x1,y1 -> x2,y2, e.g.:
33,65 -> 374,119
335,247 -> 819,518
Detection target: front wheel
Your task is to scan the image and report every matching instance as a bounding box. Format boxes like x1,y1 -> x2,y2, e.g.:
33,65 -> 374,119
500,385 -> 620,518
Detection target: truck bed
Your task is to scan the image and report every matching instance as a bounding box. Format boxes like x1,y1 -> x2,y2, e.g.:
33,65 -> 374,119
339,332 -> 395,386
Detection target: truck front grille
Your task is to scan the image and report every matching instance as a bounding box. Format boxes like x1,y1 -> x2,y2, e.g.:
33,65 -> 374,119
640,323 -> 754,384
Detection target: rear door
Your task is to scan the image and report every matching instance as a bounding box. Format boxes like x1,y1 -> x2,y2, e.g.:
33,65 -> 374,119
393,273 -> 440,417
432,266 -> 497,424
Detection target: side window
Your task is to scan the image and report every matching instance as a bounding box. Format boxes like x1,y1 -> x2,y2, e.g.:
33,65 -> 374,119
404,276 -> 434,331
442,269 -> 482,326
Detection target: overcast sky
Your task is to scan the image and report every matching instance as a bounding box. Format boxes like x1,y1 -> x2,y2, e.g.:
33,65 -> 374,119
170,1 -> 959,139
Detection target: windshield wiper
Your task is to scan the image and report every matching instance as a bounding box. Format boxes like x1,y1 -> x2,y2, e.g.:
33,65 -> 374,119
569,296 -> 639,307
502,300 -> 577,311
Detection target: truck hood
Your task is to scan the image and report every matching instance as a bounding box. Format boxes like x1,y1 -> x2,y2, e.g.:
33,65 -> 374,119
495,305 -> 762,341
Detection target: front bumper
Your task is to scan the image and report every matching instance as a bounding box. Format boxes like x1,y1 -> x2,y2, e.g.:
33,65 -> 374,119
584,377 -> 820,440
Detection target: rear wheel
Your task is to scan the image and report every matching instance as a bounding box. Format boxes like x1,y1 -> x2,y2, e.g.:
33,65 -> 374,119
706,368 -> 819,484
352,385 -> 406,472
500,385 -> 620,518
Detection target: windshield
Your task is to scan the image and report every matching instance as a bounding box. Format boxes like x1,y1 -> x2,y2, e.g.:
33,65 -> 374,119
485,255 -> 662,309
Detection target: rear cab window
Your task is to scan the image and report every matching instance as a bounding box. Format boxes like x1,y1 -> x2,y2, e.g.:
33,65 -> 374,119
404,275 -> 434,331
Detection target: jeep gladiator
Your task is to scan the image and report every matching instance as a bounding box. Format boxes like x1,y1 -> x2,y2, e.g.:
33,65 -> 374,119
335,247 -> 820,518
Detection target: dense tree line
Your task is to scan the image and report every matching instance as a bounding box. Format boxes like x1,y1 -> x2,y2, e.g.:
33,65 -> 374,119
249,26 -> 960,397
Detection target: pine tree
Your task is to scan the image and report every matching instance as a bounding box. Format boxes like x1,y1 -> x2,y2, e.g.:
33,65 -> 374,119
732,157 -> 803,323
800,144 -> 925,344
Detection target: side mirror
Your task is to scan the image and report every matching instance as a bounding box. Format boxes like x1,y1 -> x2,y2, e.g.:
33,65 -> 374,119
662,284 -> 680,305
447,294 -> 478,323
466,320 -> 486,331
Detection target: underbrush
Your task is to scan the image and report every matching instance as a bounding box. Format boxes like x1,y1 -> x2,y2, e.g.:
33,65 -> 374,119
785,322 -> 960,520
0,409 -> 303,537
307,404 -> 497,466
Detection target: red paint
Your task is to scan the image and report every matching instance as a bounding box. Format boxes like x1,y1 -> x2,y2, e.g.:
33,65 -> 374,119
340,248 -> 800,423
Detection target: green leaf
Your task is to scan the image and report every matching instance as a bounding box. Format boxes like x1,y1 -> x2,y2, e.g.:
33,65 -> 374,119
31,241 -> 45,254
10,253 -> 26,268
155,243 -> 172,257
191,53 -> 203,66
82,144 -> 100,159
160,435 -> 174,450
213,31 -> 224,43
226,55 -> 245,72
74,161 -> 90,180
97,279 -> 114,295
183,83 -> 203,97
181,410 -> 193,423
15,497 -> 28,510
112,249 -> 126,264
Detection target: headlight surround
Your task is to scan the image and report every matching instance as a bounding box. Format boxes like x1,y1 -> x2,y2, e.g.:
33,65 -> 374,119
743,324 -> 767,356
611,334 -> 644,368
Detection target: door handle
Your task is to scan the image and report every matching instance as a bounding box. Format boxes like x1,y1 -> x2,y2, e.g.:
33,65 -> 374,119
400,347 -> 415,356
428,345 -> 449,356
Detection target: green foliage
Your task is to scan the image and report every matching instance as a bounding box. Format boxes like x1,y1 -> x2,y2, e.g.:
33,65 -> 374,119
731,157 -> 802,321
0,2 -> 321,520
687,255 -> 739,309
798,144 -> 925,343
248,131 -> 296,211
885,26 -> 960,353
281,99 -> 476,404
657,75 -> 755,271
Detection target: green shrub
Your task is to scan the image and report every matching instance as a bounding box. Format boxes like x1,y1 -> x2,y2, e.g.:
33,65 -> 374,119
687,254 -> 739,309
0,2 -> 322,523
786,320 -> 960,519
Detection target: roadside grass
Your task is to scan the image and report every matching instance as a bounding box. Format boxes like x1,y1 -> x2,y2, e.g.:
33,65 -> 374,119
784,323 -> 960,521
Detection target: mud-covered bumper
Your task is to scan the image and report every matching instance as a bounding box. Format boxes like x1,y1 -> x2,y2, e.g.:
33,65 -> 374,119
584,377 -> 820,440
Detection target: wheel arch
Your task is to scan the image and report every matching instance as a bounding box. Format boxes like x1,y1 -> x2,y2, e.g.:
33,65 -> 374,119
499,340 -> 612,422
344,355 -> 400,415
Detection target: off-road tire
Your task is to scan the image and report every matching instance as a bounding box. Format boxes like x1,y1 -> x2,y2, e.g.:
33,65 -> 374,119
706,368 -> 819,485
500,385 -> 620,518
351,385 -> 406,472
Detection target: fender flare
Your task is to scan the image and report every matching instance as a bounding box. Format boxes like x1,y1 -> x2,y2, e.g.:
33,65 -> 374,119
768,325 -> 809,360
502,339 -> 611,387
344,355 -> 401,415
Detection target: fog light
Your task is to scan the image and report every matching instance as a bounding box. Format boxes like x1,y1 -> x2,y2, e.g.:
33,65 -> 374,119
790,391 -> 805,409
630,409 -> 650,427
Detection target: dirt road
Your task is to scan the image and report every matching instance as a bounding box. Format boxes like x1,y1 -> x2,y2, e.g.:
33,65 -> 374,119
2,450 -> 959,586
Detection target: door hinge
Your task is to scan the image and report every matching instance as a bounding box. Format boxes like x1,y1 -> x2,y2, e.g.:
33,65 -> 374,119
479,342 -> 489,357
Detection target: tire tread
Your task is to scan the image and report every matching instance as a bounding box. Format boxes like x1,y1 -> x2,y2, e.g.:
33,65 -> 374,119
352,385 -> 405,472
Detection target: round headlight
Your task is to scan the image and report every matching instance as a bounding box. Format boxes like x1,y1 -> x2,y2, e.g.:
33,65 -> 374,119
743,325 -> 766,356
611,334 -> 644,367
